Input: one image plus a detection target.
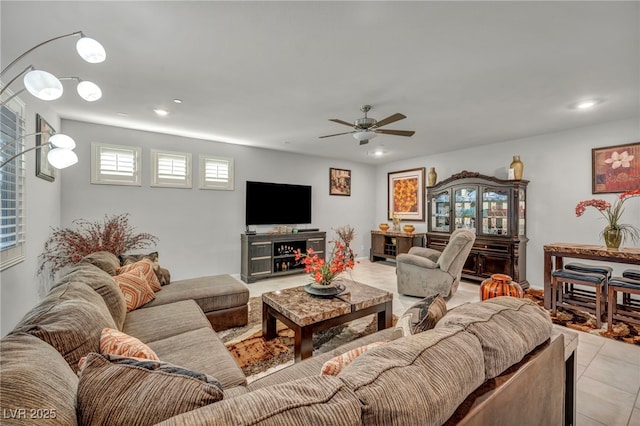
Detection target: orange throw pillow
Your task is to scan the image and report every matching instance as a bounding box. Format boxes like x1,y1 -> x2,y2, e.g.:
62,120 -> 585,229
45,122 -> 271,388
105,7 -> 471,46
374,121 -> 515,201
78,328 -> 159,370
118,259 -> 161,291
100,328 -> 159,360
320,341 -> 387,376
114,269 -> 156,312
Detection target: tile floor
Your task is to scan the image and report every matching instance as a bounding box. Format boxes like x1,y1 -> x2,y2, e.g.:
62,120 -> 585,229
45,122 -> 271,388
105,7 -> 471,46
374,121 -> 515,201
233,259 -> 640,426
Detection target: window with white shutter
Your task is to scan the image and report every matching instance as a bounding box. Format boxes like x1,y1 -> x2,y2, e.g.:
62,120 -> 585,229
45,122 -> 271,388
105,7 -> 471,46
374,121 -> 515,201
151,149 -> 192,188
91,143 -> 141,185
199,155 -> 234,190
0,98 -> 26,270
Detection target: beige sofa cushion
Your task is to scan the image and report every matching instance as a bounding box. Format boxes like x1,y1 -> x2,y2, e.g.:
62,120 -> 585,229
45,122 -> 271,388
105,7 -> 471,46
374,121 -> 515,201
123,300 -> 211,343
338,326 -> 485,426
12,282 -> 116,373
155,376 -> 362,426
144,275 -> 248,313
0,333 -> 78,426
56,263 -> 127,329
148,327 -> 247,389
77,353 -> 223,426
80,251 -> 121,276
435,296 -> 553,379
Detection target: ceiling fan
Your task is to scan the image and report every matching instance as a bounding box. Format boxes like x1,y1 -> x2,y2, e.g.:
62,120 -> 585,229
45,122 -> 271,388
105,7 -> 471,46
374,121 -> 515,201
319,105 -> 415,145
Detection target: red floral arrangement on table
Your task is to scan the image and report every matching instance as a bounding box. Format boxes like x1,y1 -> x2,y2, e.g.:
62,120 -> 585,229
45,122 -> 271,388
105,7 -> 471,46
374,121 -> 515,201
575,189 -> 640,244
295,240 -> 357,286
38,213 -> 158,278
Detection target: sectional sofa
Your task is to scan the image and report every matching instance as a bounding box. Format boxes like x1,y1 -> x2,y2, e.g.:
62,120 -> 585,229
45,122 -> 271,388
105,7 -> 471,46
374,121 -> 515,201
0,251 -> 577,425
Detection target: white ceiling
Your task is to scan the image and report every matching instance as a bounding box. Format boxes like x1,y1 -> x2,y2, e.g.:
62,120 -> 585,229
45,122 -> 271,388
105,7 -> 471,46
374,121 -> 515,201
2,1 -> 638,164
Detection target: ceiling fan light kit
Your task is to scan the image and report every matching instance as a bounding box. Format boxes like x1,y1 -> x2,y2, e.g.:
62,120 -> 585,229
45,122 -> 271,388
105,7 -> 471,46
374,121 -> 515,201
320,104 -> 415,145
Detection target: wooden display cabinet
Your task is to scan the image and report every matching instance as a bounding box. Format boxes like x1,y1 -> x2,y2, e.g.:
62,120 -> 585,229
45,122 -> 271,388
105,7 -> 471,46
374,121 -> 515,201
370,231 -> 426,262
427,171 -> 529,288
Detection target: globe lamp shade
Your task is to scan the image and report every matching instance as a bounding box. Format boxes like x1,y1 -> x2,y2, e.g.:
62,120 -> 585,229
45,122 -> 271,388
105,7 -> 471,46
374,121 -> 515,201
47,148 -> 78,169
76,37 -> 106,63
76,80 -> 102,101
23,70 -> 63,100
49,134 -> 76,150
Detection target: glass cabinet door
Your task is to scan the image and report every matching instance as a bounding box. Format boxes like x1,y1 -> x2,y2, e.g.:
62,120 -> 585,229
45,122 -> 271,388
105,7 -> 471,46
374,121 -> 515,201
431,190 -> 450,232
454,187 -> 477,232
518,188 -> 526,236
482,188 -> 509,236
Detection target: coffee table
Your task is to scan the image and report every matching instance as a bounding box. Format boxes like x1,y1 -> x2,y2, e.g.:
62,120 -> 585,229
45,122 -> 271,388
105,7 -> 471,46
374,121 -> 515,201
262,280 -> 393,362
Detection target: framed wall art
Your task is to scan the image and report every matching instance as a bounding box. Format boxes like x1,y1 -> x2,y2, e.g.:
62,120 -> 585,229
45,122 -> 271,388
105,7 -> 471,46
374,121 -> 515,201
35,114 -> 56,182
592,141 -> 639,193
388,167 -> 425,221
329,168 -> 351,196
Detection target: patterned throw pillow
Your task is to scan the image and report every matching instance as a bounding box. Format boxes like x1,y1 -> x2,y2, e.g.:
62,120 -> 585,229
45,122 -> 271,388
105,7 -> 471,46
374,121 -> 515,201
391,294 -> 447,340
114,268 -> 156,312
77,353 -> 223,426
101,328 -> 159,359
118,259 -> 161,291
120,252 -> 171,286
320,341 -> 387,376
78,328 -> 159,370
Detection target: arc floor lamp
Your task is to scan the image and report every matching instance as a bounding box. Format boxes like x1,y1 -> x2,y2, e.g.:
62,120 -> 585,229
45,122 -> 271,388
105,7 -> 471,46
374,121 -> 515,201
0,30 -> 106,170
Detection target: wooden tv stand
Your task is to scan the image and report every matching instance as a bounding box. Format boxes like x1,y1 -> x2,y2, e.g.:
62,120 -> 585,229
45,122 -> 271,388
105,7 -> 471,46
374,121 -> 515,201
240,231 -> 326,283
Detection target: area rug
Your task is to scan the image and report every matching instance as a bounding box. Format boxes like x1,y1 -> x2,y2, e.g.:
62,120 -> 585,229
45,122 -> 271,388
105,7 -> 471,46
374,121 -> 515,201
524,289 -> 640,345
218,297 -> 397,382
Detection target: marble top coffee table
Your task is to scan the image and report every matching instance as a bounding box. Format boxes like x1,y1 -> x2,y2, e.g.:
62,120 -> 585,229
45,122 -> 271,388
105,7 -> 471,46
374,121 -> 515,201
262,281 -> 393,362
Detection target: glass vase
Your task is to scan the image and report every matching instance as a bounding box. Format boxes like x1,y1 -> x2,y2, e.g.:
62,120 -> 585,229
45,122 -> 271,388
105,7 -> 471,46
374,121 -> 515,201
603,226 -> 622,250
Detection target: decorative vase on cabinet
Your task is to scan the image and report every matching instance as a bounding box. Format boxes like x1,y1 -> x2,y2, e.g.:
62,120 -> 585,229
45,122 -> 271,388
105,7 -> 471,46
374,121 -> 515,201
427,167 -> 437,187
510,156 -> 524,180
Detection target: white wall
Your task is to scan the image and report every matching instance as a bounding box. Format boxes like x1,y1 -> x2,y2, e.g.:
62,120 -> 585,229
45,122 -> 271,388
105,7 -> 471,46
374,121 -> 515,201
1,104 -> 62,336
375,118 -> 640,289
59,120 -> 377,281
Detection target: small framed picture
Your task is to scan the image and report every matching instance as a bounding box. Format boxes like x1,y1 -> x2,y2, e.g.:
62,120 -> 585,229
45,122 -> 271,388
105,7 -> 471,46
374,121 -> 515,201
592,141 -> 639,193
36,114 -> 56,182
329,168 -> 351,196
388,167 -> 425,221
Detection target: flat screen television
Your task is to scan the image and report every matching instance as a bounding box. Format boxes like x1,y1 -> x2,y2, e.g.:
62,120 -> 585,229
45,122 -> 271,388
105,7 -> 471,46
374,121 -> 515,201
245,181 -> 312,225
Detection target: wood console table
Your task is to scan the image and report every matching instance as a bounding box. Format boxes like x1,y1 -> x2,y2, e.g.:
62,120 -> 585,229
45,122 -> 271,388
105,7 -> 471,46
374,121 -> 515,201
543,243 -> 640,309
370,230 -> 425,262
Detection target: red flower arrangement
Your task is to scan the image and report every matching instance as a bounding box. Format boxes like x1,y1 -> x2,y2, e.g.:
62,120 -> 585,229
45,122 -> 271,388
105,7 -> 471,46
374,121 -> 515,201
295,240 -> 357,286
575,189 -> 640,244
38,213 -> 158,278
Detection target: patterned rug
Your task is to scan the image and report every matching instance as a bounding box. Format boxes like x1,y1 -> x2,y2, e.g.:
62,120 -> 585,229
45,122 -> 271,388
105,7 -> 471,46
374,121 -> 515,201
524,289 -> 640,345
218,297 -> 396,381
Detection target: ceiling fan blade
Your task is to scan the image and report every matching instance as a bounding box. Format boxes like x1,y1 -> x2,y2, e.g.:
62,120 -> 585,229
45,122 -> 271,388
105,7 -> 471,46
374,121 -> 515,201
319,131 -> 355,139
329,119 -> 355,127
374,113 -> 406,128
375,129 -> 415,137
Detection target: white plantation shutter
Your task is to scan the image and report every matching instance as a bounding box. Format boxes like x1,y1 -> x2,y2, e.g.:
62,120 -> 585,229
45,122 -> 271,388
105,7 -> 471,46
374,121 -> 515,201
0,99 -> 26,270
91,143 -> 141,185
151,149 -> 192,188
199,155 -> 234,190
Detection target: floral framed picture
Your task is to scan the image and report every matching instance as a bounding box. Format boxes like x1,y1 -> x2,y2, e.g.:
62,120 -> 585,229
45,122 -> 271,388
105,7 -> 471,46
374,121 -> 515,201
388,167 -> 425,221
330,168 -> 351,196
36,114 -> 56,182
592,142 -> 639,194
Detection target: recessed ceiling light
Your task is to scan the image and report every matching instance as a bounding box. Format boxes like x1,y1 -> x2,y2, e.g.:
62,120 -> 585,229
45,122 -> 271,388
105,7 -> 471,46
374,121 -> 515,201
368,150 -> 386,157
577,100 -> 597,110
571,98 -> 603,110
173,99 -> 182,104
153,108 -> 169,117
